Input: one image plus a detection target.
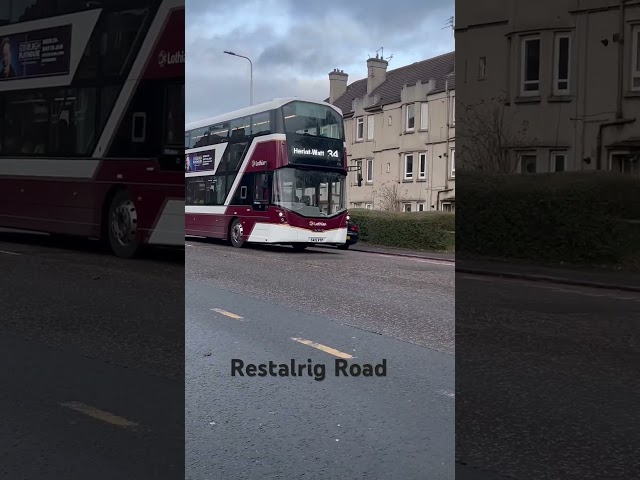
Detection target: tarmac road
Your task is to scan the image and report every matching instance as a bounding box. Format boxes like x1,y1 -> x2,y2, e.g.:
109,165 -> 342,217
0,232 -> 184,480
185,239 -> 455,479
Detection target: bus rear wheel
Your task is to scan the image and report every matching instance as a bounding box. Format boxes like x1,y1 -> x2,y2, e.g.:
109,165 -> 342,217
229,219 -> 245,248
107,190 -> 140,259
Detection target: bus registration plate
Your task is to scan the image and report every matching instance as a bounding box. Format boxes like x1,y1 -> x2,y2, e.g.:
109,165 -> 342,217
308,237 -> 325,243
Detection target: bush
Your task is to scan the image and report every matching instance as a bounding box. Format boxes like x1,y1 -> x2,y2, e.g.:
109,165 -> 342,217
457,171 -> 640,264
349,209 -> 455,251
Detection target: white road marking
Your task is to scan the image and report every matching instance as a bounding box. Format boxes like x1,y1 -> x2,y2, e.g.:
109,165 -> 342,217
211,308 -> 243,320
438,390 -> 455,398
291,337 -> 353,359
0,249 -> 21,256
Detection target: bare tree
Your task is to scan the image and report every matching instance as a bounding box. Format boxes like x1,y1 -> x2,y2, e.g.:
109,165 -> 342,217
372,181 -> 410,212
457,96 -> 529,173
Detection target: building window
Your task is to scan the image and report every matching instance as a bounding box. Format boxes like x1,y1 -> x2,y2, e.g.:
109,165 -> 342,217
450,96 -> 455,125
478,56 -> 487,80
442,202 -> 455,213
355,159 -> 363,185
450,149 -> 455,177
356,117 -> 364,141
404,154 -> 414,180
521,36 -> 541,95
611,153 -> 639,175
386,163 -> 391,173
406,103 -> 415,132
553,33 -> 571,95
403,203 -> 412,212
366,158 -> 373,183
551,151 -> 566,172
365,203 -> 373,210
633,24 -> 640,91
519,153 -> 537,173
418,203 -> 425,212
420,102 -> 429,130
388,115 -> 392,126
418,152 -> 427,179
367,115 -> 374,140
353,202 -> 362,208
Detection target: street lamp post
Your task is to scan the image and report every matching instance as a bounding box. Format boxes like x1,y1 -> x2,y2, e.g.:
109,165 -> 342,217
223,50 -> 253,106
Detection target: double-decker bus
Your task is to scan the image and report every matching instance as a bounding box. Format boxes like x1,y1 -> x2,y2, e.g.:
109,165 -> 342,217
0,0 -> 184,258
185,98 -> 349,250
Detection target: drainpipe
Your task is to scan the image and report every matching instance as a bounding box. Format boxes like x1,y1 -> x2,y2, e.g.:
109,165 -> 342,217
445,79 -> 451,189
616,0 -> 626,119
436,188 -> 453,211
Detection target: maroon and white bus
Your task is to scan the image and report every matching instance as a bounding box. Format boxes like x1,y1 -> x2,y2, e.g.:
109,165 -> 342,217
185,98 -> 349,250
0,0 -> 184,258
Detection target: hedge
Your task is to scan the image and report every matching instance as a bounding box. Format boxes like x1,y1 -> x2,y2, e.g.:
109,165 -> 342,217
348,209 -> 455,251
457,171 -> 640,265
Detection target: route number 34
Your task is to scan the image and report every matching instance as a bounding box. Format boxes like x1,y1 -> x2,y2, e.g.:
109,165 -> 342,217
327,150 -> 339,158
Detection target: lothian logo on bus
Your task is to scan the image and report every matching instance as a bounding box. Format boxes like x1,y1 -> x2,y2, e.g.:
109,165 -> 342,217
309,221 -> 327,227
252,160 -> 267,167
158,50 -> 185,67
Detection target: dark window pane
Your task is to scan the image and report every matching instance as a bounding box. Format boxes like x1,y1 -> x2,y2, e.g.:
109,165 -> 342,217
100,8 -> 148,77
554,155 -> 565,172
558,37 -> 569,80
525,39 -> 540,81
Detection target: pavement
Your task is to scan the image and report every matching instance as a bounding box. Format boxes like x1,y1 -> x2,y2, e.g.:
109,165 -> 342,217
350,242 -> 639,291
185,238 -> 455,479
0,232 -> 184,480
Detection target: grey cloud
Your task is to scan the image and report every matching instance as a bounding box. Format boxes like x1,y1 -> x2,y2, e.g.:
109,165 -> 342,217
186,0 -> 454,118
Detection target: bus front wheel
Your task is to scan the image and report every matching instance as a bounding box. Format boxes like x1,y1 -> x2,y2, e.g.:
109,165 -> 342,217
292,243 -> 308,251
229,219 -> 245,248
107,189 -> 141,259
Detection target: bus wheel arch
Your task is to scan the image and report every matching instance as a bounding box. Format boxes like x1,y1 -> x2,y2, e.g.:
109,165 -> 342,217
228,217 -> 245,248
103,186 -> 141,258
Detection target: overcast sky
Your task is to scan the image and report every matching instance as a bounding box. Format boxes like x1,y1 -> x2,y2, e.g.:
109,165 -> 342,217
185,0 -> 454,124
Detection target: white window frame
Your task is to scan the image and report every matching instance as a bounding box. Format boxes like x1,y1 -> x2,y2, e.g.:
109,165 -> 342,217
450,95 -> 455,125
521,36 -> 541,96
550,151 -> 567,172
404,153 -> 414,180
365,203 -> 372,210
406,103 -> 415,132
356,117 -> 364,141
388,115 -> 392,126
367,115 -> 374,140
240,186 -> 247,199
420,102 -> 429,130
386,163 -> 390,173
418,203 -> 425,212
478,56 -> 487,80
355,159 -> 363,185
403,203 -> 412,212
366,158 -> 373,183
632,24 -> 640,92
418,152 -> 427,179
553,33 -> 571,95
450,149 -> 455,177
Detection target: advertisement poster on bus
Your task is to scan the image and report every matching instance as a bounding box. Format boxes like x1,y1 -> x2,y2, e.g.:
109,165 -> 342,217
1,25 -> 72,81
185,149 -> 216,172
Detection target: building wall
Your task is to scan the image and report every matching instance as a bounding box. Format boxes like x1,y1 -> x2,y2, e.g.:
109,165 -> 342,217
456,0 -> 640,174
344,88 -> 455,211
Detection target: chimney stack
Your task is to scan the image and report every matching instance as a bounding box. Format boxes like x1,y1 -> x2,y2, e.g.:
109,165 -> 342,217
367,56 -> 388,94
328,68 -> 348,104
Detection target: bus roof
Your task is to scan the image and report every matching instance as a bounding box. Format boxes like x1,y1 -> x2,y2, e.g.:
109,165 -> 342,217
185,97 -> 343,131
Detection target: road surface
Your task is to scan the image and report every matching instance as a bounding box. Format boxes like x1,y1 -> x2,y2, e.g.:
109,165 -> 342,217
456,272 -> 640,479
185,239 -> 455,479
0,232 -> 184,480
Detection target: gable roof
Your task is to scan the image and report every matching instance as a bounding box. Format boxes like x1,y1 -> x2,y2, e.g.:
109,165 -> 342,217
326,51 -> 455,115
